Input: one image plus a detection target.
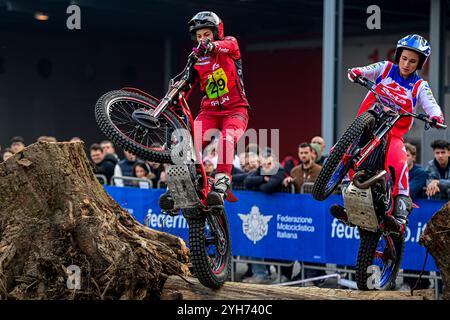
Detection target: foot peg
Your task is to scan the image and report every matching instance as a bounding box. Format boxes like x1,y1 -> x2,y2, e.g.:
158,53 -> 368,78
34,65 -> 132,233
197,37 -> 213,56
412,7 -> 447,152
206,191 -> 225,213
159,192 -> 174,211
330,204 -> 348,223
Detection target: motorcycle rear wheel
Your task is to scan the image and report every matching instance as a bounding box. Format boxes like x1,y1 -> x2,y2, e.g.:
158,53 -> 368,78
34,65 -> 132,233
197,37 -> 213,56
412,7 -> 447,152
185,208 -> 232,289
356,228 -> 405,290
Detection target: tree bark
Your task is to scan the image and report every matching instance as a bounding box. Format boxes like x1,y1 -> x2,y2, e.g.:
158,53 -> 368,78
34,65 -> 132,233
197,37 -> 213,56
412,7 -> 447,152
0,141 -> 190,300
420,200 -> 450,300
161,276 -> 433,300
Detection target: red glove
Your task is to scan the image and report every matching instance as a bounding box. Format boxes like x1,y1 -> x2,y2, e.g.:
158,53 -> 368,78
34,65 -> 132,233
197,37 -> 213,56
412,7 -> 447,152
431,115 -> 445,127
348,68 -> 362,82
192,40 -> 215,56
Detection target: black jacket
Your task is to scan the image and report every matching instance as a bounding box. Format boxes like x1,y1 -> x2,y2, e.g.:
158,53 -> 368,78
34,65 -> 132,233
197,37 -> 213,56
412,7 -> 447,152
96,154 -> 118,184
244,166 -> 285,194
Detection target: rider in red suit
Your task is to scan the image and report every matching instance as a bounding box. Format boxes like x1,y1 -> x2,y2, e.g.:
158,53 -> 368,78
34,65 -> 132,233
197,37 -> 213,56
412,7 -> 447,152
331,34 -> 445,232
160,11 -> 250,208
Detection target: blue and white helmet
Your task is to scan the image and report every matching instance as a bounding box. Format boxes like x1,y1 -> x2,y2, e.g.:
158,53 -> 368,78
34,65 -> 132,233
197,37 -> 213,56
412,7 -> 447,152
394,34 -> 431,70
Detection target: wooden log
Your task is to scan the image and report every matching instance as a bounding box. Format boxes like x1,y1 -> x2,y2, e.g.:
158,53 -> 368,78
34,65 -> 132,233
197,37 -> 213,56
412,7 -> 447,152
0,141 -> 190,300
420,200 -> 450,300
161,276 -> 434,300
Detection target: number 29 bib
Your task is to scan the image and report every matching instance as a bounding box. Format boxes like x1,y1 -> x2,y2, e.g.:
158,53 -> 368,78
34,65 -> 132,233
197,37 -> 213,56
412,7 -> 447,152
206,68 -> 229,100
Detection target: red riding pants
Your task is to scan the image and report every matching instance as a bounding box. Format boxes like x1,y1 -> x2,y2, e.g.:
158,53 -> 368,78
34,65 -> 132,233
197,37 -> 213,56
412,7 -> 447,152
194,107 -> 249,177
385,134 -> 409,197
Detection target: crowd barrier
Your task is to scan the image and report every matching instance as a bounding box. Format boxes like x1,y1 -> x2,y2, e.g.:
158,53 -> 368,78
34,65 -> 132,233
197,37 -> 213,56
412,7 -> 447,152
104,185 -> 447,272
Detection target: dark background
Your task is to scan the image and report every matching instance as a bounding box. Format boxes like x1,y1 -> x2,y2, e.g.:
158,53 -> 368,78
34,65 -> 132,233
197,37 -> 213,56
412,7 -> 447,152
0,0 -> 439,158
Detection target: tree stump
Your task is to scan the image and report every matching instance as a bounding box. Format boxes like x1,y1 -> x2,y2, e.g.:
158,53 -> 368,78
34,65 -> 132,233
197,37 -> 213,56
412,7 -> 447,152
420,201 -> 450,300
0,141 -> 190,300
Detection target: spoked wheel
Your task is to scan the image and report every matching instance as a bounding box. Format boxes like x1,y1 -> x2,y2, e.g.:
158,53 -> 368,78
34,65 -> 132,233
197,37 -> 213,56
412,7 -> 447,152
186,208 -> 231,289
312,112 -> 376,201
95,90 -> 187,163
356,228 -> 405,290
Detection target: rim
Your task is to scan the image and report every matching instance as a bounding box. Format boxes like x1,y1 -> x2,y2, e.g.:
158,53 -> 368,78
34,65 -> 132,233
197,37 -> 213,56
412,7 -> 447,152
106,96 -> 180,153
204,215 -> 228,275
373,235 -> 397,288
324,129 -> 370,195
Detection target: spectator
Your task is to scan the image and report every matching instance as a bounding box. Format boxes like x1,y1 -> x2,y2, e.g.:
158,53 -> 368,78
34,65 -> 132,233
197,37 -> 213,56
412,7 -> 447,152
90,143 -> 117,184
203,141 -> 219,169
132,162 -> 155,189
37,136 -> 57,143
113,150 -> 139,187
310,143 -> 323,165
246,143 -> 261,156
405,142 -> 428,199
145,143 -> 167,188
233,152 -> 259,184
283,143 -> 322,193
244,154 -> 285,194
281,154 -> 299,176
70,137 -> 82,142
101,140 -> 119,161
426,140 -> 450,199
2,148 -> 13,162
311,136 -> 328,165
146,160 -> 167,188
233,153 -> 241,170
203,157 -> 215,177
247,152 -> 261,172
10,136 -> 25,154
238,152 -> 249,171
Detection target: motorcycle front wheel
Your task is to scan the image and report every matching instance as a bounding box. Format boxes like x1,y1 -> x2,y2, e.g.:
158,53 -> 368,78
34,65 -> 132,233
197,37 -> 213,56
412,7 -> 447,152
95,90 -> 187,163
312,112 -> 375,201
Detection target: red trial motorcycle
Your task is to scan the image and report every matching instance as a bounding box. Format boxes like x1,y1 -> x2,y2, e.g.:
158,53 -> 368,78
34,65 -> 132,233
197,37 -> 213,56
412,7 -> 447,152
95,39 -> 233,289
312,75 -> 446,290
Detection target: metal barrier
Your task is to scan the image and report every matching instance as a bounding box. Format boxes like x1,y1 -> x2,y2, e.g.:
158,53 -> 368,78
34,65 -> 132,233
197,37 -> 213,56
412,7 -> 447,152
231,181 -> 295,194
95,174 -> 108,185
281,183 -> 295,194
231,256 -> 294,283
111,176 -> 153,189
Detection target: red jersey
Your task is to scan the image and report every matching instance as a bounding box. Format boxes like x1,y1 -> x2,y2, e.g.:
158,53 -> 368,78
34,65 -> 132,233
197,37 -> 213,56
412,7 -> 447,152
187,36 -> 250,111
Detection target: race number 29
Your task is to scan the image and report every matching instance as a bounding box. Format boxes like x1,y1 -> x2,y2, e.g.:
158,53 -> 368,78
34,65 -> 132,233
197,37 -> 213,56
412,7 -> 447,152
366,265 -> 381,290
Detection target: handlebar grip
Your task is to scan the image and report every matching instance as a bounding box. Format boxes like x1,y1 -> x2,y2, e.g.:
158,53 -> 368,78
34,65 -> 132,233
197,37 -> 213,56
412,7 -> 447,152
432,119 -> 447,129
355,76 -> 367,86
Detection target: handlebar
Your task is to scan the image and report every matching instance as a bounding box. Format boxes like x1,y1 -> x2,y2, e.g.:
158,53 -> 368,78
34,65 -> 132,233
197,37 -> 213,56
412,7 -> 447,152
187,38 -> 211,63
349,70 -> 447,130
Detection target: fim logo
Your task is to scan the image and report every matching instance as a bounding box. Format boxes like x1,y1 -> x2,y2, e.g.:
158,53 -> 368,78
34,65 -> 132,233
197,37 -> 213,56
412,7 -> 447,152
238,206 -> 272,244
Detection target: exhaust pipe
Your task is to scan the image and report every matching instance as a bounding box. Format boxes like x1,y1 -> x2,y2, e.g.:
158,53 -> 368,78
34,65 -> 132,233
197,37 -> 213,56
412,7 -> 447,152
353,170 -> 386,189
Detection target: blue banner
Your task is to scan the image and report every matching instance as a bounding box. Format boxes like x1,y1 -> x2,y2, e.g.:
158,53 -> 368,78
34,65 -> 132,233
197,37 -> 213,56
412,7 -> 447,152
104,186 -> 446,271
